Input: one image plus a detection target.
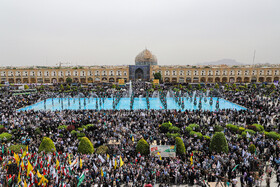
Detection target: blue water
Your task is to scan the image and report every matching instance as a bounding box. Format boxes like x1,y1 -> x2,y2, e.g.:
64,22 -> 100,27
17,97 -> 246,111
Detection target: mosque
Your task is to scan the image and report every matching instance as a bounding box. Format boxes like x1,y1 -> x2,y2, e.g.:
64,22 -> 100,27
0,49 -> 280,84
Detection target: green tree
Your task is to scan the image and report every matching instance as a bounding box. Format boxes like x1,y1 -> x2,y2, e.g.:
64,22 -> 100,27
188,84 -> 192,90
197,84 -> 201,90
252,84 -> 256,89
175,137 -> 186,155
38,137 -> 56,153
214,83 -> 219,89
78,137 -> 94,154
153,72 -> 162,81
112,84 -> 116,89
24,85 -> 29,90
270,84 -> 276,89
96,145 -> 109,154
232,83 -> 236,89
160,121 -> 172,133
66,77 -> 72,84
262,84 -> 266,88
136,138 -> 150,155
225,84 -> 229,89
66,84 -> 71,90
210,132 -> 229,153
60,84 -> 64,91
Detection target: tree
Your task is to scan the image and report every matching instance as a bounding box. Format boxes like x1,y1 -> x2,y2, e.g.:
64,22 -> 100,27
252,84 -> 256,89
188,84 -> 192,90
225,84 -> 229,89
210,132 -> 229,153
78,137 -> 94,154
38,137 -> 56,153
66,84 -> 71,90
214,83 -> 219,89
24,85 -> 29,90
270,84 -> 276,89
96,145 -> 109,154
153,72 -> 162,81
66,77 -> 72,84
112,84 -> 116,89
232,83 -> 236,89
136,138 -> 150,155
160,121 -> 172,133
262,84 -> 266,88
60,84 -> 64,91
175,137 -> 186,155
197,84 -> 201,90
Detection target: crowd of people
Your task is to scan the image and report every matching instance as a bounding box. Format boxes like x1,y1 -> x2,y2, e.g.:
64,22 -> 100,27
0,82 -> 280,186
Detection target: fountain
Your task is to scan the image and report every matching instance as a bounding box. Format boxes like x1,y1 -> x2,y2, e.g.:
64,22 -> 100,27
166,91 -> 171,98
128,81 -> 132,98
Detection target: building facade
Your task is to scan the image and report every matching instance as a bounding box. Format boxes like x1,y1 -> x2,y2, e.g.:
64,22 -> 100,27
1,49 -> 280,84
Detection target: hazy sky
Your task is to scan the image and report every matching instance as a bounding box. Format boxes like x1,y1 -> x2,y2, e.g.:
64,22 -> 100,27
0,0 -> 279,66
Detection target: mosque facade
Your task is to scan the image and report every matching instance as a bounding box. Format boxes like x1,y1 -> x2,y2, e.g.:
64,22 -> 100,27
1,49 -> 280,84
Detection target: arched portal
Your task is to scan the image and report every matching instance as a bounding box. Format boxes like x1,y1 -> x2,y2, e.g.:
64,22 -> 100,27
135,68 -> 144,80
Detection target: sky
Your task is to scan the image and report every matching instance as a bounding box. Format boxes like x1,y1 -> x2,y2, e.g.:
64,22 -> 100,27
0,0 -> 279,67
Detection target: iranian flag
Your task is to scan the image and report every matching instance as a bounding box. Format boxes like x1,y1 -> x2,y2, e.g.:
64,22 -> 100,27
77,172 -> 85,187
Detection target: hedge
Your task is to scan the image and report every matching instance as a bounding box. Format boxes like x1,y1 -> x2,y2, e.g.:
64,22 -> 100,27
210,132 -> 229,153
0,133 -> 12,141
136,138 -> 150,155
160,122 -> 172,133
175,137 -> 186,155
248,144 -> 256,154
168,126 -> 181,133
226,124 -> 239,133
185,127 -> 192,133
78,137 -> 94,154
189,131 -> 203,139
214,125 -> 223,132
70,130 -> 77,135
264,131 -> 280,140
96,145 -> 109,154
8,144 -> 27,154
251,124 -> 264,132
241,129 -> 256,137
167,132 -> 181,139
38,137 -> 56,153
58,125 -> 67,130
188,124 -> 199,131
203,135 -> 210,140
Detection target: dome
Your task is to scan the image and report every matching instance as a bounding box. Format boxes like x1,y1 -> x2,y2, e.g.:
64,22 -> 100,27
135,49 -> 157,65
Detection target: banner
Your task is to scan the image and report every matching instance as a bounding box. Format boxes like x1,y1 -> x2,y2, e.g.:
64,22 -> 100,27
150,145 -> 176,157
118,79 -> 125,85
153,79 -> 159,85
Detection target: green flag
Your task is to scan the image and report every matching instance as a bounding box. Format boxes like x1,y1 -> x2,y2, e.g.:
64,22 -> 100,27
77,172 -> 85,187
232,164 -> 239,172
2,145 -> 4,154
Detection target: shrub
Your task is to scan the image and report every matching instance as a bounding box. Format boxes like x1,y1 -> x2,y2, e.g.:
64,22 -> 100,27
203,135 -> 210,140
67,125 -> 75,131
78,137 -> 94,154
175,137 -> 186,155
189,131 -> 203,139
168,126 -> 181,133
35,128 -> 41,135
265,131 -> 280,140
0,125 -> 4,128
241,129 -> 256,138
239,127 -> 245,132
210,132 -> 229,153
38,137 -> 56,153
0,133 -> 12,141
251,124 -> 264,132
248,144 -> 256,154
81,125 -> 88,130
185,127 -> 192,133
214,125 -> 223,132
86,124 -> 95,131
58,125 -> 67,130
70,130 -> 77,135
188,124 -> 199,131
167,132 -> 181,139
136,138 -> 150,155
77,127 -> 83,132
226,124 -> 239,133
95,145 -> 109,154
77,133 -> 85,137
8,144 -> 27,154
160,122 -> 172,133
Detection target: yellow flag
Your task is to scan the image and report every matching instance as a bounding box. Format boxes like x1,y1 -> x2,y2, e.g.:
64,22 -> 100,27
24,180 -> 27,187
27,160 -> 33,176
132,136 -> 134,142
37,170 -> 42,178
157,152 -> 162,160
80,158 -> 83,169
17,171 -> 21,184
190,156 -> 193,165
21,151 -> 26,159
21,161 -> 24,171
38,175 -> 48,186
56,159 -> 59,169
26,145 -> 28,152
101,168 -> 103,177
68,155 -> 72,165
114,159 -> 117,169
107,154 -> 110,161
14,153 -> 20,166
120,156 -> 124,167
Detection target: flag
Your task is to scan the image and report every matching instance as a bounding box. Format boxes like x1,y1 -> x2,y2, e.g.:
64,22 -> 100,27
14,153 -> 20,166
24,180 -> 27,187
120,156 -> 124,167
80,158 -> 83,169
2,144 -> 4,154
132,136 -> 134,142
107,154 -> 110,162
18,171 -> 21,184
56,159 -> 59,169
101,168 -> 104,177
93,163 -> 98,172
8,175 -> 12,185
246,132 -> 251,138
37,170 -> 42,178
157,152 -> 162,160
190,156 -> 193,165
232,164 -> 239,172
68,155 -> 71,165
38,175 -> 48,186
77,172 -> 85,187
21,151 -> 27,159
27,160 -> 33,176
217,161 -> 221,169
26,145 -> 28,152
114,158 -> 117,169
98,155 -> 105,163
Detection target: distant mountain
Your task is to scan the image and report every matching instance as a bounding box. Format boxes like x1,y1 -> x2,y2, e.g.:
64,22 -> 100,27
198,59 -> 245,66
